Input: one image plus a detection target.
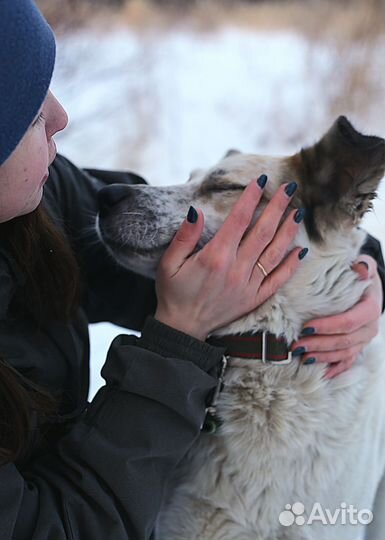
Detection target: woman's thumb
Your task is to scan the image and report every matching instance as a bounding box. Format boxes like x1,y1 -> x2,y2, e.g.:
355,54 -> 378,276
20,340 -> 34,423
351,254 -> 377,281
160,206 -> 204,274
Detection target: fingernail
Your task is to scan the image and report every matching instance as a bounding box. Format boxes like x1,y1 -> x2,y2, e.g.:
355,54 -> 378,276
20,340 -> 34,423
294,208 -> 305,223
304,357 -> 316,365
301,327 -> 315,336
298,248 -> 309,260
187,206 -> 198,223
285,182 -> 298,197
359,261 -> 369,271
257,174 -> 268,188
292,346 -> 306,356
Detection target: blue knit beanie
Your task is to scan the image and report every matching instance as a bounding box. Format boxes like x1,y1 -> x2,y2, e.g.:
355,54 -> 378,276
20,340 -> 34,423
0,0 -> 56,165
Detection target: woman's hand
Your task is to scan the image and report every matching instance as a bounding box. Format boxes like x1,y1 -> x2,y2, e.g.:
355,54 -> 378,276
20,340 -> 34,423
154,178 -> 308,341
290,254 -> 383,378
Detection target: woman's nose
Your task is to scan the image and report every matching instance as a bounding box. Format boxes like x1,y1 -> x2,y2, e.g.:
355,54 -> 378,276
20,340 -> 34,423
46,91 -> 69,138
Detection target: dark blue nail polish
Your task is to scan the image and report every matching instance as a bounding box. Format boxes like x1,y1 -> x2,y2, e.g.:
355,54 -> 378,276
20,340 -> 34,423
304,357 -> 316,365
294,208 -> 305,223
257,174 -> 268,188
187,206 -> 198,223
285,182 -> 298,197
298,248 -> 309,260
292,346 -> 306,356
301,327 -> 315,336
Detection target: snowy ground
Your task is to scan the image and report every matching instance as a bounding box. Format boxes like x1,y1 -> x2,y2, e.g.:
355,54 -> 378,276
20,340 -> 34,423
50,27 -> 385,398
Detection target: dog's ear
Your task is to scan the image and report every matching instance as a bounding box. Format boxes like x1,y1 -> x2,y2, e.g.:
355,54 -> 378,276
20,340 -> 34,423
295,116 -> 385,241
188,168 -> 205,182
223,149 -> 241,158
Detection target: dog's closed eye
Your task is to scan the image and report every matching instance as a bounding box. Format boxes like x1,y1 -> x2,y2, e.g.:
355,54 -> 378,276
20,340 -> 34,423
209,183 -> 245,192
199,180 -> 246,196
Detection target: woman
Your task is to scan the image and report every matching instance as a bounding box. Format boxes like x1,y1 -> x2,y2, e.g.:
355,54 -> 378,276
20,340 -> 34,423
0,1 -> 384,539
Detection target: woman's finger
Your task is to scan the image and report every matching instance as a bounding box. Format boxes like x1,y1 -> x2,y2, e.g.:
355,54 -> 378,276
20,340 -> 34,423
158,207 -> 204,276
351,254 -> 378,281
210,177 -> 265,252
250,246 -> 306,307
238,181 -> 298,268
325,357 -> 356,379
300,290 -> 378,336
301,260 -> 382,337
291,321 -> 378,356
301,343 -> 364,366
253,208 -> 305,277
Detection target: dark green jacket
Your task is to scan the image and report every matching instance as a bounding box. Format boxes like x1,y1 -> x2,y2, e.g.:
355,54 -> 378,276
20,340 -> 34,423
0,155 -> 225,540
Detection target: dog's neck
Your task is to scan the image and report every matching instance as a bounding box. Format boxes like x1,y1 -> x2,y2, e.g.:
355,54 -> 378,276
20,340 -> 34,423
210,228 -> 368,344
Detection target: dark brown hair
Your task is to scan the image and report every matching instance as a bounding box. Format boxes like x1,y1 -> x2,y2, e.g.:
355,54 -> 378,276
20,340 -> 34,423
1,204 -> 80,324
0,204 -> 81,464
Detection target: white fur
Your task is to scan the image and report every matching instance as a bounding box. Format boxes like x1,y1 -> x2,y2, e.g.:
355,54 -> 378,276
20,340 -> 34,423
156,182 -> 385,540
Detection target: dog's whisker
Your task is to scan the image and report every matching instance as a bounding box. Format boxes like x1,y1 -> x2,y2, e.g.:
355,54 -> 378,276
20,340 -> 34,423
74,225 -> 99,240
79,209 -> 99,220
147,226 -> 163,244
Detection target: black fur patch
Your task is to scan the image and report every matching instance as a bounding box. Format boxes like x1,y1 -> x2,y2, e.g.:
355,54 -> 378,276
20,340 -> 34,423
298,116 -> 385,242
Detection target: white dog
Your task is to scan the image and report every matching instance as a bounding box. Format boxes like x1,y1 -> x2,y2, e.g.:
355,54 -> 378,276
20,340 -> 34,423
97,116 -> 385,540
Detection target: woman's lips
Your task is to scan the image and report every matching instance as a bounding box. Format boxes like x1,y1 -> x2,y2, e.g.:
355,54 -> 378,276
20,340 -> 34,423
48,139 -> 57,165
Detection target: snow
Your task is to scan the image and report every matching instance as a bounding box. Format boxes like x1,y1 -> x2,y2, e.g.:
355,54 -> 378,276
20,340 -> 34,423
49,27 -> 385,399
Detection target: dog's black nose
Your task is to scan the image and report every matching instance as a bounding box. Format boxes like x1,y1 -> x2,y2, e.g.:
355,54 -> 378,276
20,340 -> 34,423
98,184 -> 130,215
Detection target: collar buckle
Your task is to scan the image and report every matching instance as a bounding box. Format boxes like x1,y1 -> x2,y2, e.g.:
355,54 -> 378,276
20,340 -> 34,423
261,330 -> 293,365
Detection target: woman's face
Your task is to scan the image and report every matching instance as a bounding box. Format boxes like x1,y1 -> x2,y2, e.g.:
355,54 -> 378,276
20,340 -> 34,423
0,91 -> 68,223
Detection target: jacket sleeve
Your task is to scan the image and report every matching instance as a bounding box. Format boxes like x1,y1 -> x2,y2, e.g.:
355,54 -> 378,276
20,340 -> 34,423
44,154 -> 157,330
360,232 -> 385,313
0,317 -> 226,540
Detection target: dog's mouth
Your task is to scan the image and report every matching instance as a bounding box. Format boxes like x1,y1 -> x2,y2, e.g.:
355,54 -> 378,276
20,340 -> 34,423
97,212 -> 211,270
108,238 -> 170,256
96,214 -> 173,258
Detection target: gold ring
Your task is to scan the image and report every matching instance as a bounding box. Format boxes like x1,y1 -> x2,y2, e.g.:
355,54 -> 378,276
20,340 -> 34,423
256,260 -> 268,278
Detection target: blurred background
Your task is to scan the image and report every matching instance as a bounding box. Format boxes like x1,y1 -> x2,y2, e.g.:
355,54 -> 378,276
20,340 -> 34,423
36,0 -> 385,397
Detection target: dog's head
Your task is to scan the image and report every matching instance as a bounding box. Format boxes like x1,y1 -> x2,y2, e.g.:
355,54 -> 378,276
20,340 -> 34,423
97,117 -> 385,335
